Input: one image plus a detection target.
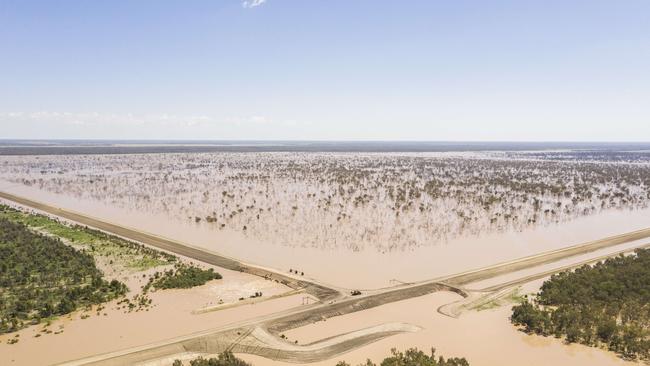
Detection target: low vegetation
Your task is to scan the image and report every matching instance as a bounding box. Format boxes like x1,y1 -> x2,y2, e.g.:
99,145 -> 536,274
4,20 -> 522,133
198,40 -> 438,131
0,218 -> 127,334
335,347 -> 469,366
0,204 -> 176,270
144,263 -> 221,291
468,288 -> 524,312
175,348 -> 468,366
511,248 -> 650,360
0,204 -> 223,336
173,352 -> 251,366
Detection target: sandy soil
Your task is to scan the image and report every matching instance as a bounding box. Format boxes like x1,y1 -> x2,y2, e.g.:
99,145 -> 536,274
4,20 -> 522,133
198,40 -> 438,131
0,286 -> 306,366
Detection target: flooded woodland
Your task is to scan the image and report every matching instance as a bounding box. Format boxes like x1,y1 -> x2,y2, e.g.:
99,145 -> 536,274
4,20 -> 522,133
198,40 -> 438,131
1,148 -> 650,366
2,151 -> 649,289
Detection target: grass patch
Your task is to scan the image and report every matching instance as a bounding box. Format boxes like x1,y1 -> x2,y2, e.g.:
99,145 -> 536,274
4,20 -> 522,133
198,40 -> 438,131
469,288 -> 525,312
0,205 -> 175,271
0,217 -> 127,334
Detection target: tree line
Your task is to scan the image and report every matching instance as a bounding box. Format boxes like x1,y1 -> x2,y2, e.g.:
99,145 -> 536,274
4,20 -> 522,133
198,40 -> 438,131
0,218 -> 127,334
511,248 -> 650,360
144,263 -> 222,291
174,348 -> 469,366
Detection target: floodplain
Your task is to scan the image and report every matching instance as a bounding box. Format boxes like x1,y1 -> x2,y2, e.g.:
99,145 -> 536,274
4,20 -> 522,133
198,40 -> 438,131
1,143 -> 650,366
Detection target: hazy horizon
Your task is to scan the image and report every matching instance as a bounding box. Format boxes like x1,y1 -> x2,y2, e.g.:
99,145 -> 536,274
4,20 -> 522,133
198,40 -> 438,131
2,139 -> 650,155
3,139 -> 650,143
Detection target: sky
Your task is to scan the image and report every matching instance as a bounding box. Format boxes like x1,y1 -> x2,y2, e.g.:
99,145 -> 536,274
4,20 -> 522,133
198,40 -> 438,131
1,0 -> 649,141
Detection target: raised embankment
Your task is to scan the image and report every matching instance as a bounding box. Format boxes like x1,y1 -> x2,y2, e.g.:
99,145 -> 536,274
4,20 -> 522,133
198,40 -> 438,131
0,191 -> 341,302
437,227 -> 650,287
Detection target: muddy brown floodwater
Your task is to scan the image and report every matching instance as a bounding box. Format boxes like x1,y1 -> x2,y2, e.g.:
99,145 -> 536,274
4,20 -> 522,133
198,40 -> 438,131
242,284 -> 635,366
1,151 -> 649,366
2,180 -> 649,290
0,269 -> 302,366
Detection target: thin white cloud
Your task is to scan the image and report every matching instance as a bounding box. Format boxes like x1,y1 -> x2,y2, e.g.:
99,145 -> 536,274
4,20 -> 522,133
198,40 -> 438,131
0,111 -> 315,139
0,111 -> 313,139
224,115 -> 269,125
0,111 -> 213,128
242,0 -> 266,9
223,115 -> 309,127
249,115 -> 268,124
